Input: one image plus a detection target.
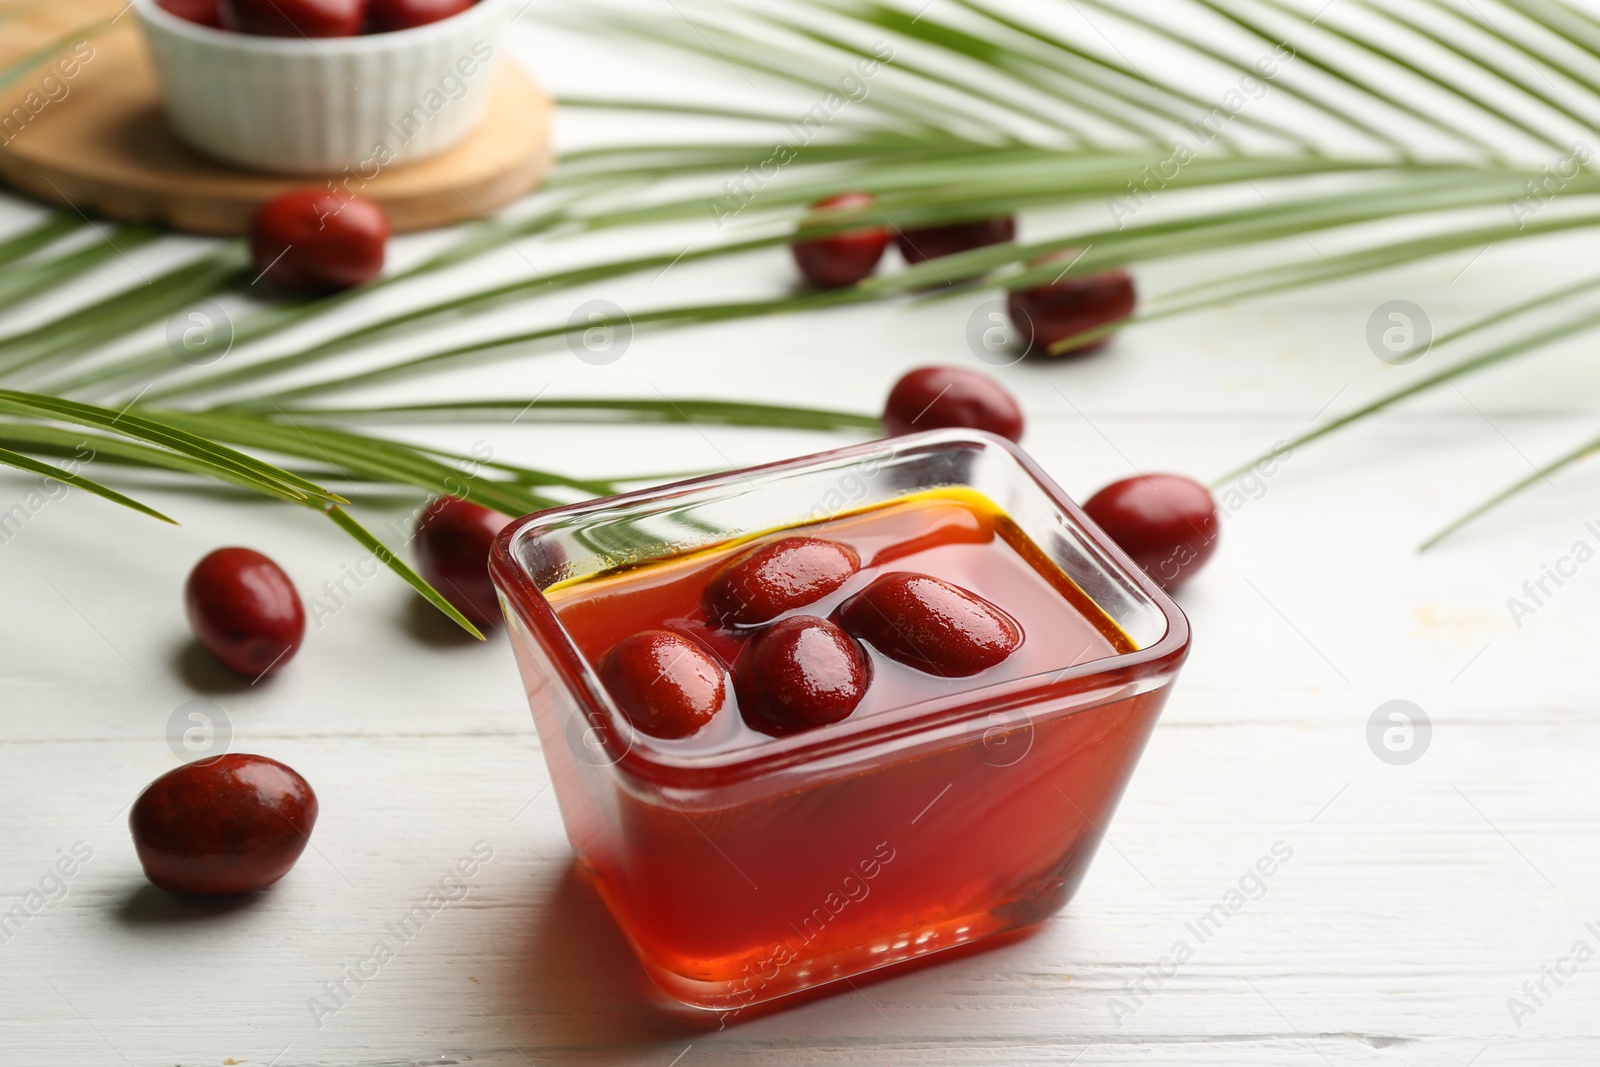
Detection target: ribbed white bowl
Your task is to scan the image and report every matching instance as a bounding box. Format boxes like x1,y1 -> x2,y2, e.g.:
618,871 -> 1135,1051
134,0 -> 515,174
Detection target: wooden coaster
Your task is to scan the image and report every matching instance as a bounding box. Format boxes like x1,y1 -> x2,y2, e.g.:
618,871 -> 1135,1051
0,1 -> 552,234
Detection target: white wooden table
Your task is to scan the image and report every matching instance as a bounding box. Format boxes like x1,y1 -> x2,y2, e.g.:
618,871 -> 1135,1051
3,15 -> 1598,1067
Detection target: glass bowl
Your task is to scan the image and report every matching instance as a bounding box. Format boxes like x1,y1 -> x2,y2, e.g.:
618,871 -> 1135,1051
489,429 -> 1191,1010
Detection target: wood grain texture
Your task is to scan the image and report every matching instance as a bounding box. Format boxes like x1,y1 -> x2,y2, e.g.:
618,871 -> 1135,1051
0,0 -> 551,234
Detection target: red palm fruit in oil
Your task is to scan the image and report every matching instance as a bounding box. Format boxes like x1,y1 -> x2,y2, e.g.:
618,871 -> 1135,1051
791,193 -> 890,289
1083,474 -> 1219,590
736,616 -> 871,736
599,630 -> 727,740
130,754 -> 318,895
836,572 -> 1022,677
882,365 -> 1024,442
249,189 -> 389,294
414,496 -> 511,628
185,547 -> 305,678
704,536 -> 861,627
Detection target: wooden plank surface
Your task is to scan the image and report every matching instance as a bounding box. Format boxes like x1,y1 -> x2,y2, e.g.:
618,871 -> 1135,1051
1,9 -> 1598,1067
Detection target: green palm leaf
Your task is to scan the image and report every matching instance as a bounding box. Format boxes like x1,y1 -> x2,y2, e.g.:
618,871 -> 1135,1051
0,445 -> 175,524
277,397 -> 881,432
10,0 -> 1600,635
326,504 -> 485,639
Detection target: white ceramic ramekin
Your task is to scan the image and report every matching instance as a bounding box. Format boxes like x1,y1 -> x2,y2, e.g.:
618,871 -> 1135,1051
134,0 -> 516,174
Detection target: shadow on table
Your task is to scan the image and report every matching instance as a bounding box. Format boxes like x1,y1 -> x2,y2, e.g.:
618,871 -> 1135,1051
172,601 -> 498,691
172,640 -> 253,695
500,860 -> 1044,1061
401,597 -> 494,649
504,862 -> 710,1056
114,883 -> 260,925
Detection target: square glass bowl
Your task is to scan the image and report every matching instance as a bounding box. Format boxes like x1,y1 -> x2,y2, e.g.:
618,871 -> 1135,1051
490,429 -> 1190,1009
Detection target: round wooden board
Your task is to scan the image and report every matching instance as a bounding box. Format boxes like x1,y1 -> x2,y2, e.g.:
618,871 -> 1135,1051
0,1 -> 552,235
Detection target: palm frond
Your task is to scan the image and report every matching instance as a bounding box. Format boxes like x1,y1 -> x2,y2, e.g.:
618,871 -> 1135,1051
1217,278 -> 1600,484
0,390 -> 344,504
9,0 -> 1600,635
0,212 -> 83,268
326,504 -> 485,639
276,397 -> 882,432
0,246 -> 248,380
0,445 -> 175,524
1421,432 -> 1600,550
